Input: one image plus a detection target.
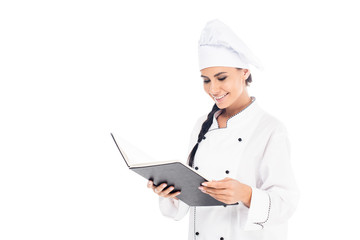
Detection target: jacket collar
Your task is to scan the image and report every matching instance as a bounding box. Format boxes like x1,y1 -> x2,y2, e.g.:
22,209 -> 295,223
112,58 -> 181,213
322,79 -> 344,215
209,96 -> 259,131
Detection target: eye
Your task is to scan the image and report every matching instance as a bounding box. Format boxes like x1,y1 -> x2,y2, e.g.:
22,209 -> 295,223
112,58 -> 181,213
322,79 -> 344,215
203,79 -> 210,84
218,76 -> 227,81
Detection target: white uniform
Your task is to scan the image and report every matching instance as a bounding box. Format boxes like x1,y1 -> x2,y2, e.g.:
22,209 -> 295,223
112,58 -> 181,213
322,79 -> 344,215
159,97 -> 299,240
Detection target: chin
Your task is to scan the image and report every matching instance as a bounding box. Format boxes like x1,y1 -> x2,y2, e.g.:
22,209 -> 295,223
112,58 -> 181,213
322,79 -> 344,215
215,103 -> 228,109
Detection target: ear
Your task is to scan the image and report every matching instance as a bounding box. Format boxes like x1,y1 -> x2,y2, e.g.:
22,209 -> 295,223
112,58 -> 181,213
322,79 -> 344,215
243,69 -> 251,80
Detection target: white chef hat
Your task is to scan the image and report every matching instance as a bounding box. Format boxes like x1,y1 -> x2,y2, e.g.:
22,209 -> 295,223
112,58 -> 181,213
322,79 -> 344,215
198,19 -> 263,71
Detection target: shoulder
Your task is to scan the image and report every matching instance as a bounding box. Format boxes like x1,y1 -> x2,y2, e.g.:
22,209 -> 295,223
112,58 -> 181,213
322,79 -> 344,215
256,105 -> 288,136
187,113 -> 209,149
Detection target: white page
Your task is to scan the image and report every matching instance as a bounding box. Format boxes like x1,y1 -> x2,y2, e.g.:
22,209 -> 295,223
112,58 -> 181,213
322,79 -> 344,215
111,133 -> 174,167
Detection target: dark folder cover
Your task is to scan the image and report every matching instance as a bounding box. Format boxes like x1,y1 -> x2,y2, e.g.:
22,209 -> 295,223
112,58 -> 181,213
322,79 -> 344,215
111,132 -> 234,207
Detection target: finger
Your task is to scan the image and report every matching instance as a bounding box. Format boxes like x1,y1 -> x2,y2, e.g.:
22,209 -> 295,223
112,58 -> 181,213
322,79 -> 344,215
207,192 -> 233,204
154,183 -> 167,193
207,192 -> 239,205
159,186 -> 175,197
200,186 -> 228,196
206,192 -> 226,202
168,191 -> 181,199
149,181 -> 157,191
201,180 -> 227,189
147,180 -> 153,188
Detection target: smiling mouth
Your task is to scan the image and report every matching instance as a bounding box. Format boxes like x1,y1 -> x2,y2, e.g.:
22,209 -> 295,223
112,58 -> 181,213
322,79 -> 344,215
213,93 -> 229,103
214,93 -> 228,99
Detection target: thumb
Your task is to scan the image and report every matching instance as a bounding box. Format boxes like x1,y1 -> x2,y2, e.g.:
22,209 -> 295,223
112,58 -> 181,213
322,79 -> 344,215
218,177 -> 232,182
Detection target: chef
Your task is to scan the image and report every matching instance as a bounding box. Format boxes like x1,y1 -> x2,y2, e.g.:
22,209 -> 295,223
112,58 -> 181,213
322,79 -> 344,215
147,19 -> 299,240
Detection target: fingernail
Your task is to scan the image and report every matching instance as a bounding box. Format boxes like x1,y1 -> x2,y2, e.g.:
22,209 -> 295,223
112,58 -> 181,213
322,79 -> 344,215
201,182 -> 207,186
162,183 -> 167,187
169,186 -> 174,190
198,186 -> 203,190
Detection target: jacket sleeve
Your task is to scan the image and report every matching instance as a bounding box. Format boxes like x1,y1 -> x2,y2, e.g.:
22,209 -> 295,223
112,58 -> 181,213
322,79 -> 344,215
158,196 -> 190,221
158,115 -> 206,220
242,123 -> 300,230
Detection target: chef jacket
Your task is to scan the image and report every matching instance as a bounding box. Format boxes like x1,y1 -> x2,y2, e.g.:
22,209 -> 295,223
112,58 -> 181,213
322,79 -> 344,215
159,97 -> 299,240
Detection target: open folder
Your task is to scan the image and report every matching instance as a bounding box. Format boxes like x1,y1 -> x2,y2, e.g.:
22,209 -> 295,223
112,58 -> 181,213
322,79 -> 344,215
110,132 -> 234,207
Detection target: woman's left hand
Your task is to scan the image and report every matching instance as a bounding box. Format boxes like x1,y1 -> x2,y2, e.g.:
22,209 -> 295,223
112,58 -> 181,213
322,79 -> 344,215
199,177 -> 252,207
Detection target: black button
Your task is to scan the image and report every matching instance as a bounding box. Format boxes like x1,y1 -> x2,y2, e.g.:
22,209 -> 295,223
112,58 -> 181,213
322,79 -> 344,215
238,138 -> 242,142
220,237 -> 224,240
195,166 -> 199,170
223,205 -> 227,207
203,136 -> 206,140
195,232 -> 199,235
225,170 -> 229,174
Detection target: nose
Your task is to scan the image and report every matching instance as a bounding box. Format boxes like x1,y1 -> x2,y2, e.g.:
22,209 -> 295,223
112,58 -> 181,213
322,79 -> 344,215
209,81 -> 221,95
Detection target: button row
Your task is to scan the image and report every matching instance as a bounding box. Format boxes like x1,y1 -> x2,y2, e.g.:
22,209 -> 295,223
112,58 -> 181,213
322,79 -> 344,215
194,167 -> 229,174
195,232 -> 224,240
201,136 -> 243,142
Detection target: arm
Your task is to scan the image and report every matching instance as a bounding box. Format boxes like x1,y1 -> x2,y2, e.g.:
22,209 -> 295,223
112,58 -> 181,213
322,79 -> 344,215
147,180 -> 189,220
159,196 -> 190,221
243,124 -> 300,230
199,123 -> 299,230
157,116 -> 206,220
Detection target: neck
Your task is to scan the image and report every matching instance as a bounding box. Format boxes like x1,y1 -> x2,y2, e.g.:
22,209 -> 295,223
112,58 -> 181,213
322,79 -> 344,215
223,94 -> 253,118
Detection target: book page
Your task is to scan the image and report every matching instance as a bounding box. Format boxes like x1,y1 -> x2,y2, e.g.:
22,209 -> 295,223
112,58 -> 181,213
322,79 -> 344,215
112,133 -> 157,166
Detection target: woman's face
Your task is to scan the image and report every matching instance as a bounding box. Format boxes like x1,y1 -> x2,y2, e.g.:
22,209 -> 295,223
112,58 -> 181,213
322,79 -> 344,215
201,66 -> 250,109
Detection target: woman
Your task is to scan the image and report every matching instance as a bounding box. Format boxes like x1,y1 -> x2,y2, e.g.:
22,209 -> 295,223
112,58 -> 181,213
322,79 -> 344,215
147,19 -> 299,240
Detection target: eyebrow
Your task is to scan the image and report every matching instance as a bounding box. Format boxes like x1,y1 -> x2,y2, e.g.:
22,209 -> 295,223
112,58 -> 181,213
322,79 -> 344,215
201,72 -> 227,78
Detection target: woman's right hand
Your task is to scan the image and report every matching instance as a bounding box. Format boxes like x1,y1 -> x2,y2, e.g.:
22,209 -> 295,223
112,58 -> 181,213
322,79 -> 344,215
147,180 -> 181,200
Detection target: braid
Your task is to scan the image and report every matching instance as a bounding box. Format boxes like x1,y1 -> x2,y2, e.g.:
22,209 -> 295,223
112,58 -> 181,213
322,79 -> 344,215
187,103 -> 220,167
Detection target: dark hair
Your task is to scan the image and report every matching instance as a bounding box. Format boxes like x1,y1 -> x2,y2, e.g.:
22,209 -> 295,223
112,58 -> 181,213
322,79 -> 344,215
187,68 -> 252,167
187,103 -> 219,167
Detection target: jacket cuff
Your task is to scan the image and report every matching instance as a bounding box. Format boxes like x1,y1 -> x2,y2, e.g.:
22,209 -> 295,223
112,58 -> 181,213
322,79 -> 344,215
159,197 -> 189,221
159,197 -> 178,219
243,187 -> 271,230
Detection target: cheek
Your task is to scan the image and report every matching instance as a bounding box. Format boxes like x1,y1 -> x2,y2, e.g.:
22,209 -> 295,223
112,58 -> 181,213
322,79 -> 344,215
238,84 -> 244,93
203,84 -> 210,93
234,82 -> 244,93
226,83 -> 243,98
223,82 -> 235,93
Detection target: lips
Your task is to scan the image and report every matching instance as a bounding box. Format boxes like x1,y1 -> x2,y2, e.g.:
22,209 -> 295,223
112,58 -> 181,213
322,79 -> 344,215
214,93 -> 228,100
213,93 -> 229,103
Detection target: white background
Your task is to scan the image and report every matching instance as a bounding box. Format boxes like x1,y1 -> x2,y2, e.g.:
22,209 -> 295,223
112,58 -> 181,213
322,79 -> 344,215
1,0 -> 359,239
